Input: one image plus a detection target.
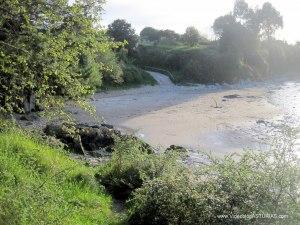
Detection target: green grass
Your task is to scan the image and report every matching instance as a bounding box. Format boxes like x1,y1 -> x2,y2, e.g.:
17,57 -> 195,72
140,43 -> 209,52
0,128 -> 122,225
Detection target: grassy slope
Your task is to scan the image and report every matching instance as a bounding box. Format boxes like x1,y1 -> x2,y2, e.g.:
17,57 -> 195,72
0,129 -> 122,225
138,43 -> 211,84
141,42 -> 209,52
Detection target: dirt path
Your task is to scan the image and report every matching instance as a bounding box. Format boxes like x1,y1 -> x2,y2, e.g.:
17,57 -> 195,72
87,72 -> 300,157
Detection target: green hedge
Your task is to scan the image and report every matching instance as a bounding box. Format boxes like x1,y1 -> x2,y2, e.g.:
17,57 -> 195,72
135,44 -> 269,84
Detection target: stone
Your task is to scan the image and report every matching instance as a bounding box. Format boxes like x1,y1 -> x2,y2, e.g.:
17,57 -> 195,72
223,94 -> 241,99
166,145 -> 189,154
44,123 -> 120,155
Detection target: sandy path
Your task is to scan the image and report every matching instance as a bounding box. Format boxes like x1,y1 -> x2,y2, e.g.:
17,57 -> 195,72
89,71 -> 299,156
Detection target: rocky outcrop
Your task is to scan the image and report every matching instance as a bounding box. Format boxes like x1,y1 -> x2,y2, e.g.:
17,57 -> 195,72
44,123 -> 121,156
44,123 -> 155,157
166,145 -> 188,154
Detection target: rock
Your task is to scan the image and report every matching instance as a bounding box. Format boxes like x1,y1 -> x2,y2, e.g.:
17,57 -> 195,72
78,124 -> 116,152
25,122 -> 33,126
166,145 -> 189,154
256,119 -> 268,125
44,123 -> 119,155
223,94 -> 241,99
44,123 -> 85,154
101,123 -> 114,129
19,113 -> 38,122
20,115 -> 30,121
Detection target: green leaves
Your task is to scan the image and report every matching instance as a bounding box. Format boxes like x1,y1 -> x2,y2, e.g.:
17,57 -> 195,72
0,0 -> 121,114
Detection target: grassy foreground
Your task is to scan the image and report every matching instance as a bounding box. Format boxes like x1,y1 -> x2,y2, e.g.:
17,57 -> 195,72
0,126 -> 122,225
0,119 -> 299,225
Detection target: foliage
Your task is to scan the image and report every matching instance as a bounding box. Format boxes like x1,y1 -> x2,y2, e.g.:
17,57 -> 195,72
135,1 -> 286,84
128,140 -> 300,225
258,2 -> 283,40
107,19 -> 138,54
94,123 -> 300,225
160,29 -> 180,42
0,121 -> 121,225
101,60 -> 157,89
0,0 -> 120,114
213,15 -> 237,38
140,27 -> 161,44
182,26 -> 203,46
140,27 -> 180,44
136,44 -> 256,84
96,136 -> 159,200
261,39 -> 300,74
122,64 -> 157,87
99,50 -> 124,85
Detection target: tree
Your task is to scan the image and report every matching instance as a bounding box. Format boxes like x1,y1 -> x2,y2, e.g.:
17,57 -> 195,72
219,22 -> 257,54
140,27 -> 161,43
0,0 -> 119,113
233,0 -> 250,20
107,19 -> 138,53
182,27 -> 201,46
257,2 -> 283,40
160,29 -> 180,42
77,0 -> 105,22
212,14 -> 236,38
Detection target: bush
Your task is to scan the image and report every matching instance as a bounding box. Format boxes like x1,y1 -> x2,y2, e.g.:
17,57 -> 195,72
128,140 -> 300,225
122,64 -> 157,86
96,137 -> 177,200
135,42 -> 274,84
98,50 -> 124,86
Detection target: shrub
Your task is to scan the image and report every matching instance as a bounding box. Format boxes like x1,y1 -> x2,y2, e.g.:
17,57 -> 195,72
96,137 -> 177,200
128,141 -> 300,225
122,64 -> 157,86
135,42 -> 275,84
98,50 -> 124,86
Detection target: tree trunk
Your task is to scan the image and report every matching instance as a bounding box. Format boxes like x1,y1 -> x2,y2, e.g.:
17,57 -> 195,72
23,91 -> 36,113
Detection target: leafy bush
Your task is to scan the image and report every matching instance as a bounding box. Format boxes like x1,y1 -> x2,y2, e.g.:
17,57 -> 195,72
128,141 -> 300,225
0,1 -> 120,113
123,64 -> 157,86
96,137 -> 176,200
136,41 -> 273,84
99,50 -> 124,85
102,61 -> 157,89
0,123 -> 120,225
136,44 -> 255,84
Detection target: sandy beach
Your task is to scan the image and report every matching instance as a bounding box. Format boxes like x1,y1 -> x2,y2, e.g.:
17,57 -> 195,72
83,72 -> 299,156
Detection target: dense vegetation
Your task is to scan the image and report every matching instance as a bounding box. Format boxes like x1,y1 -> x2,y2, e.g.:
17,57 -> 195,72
1,0 -> 300,224
97,129 -> 300,225
0,0 -> 155,114
135,1 -> 300,84
0,120 -> 121,225
0,118 -> 299,225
